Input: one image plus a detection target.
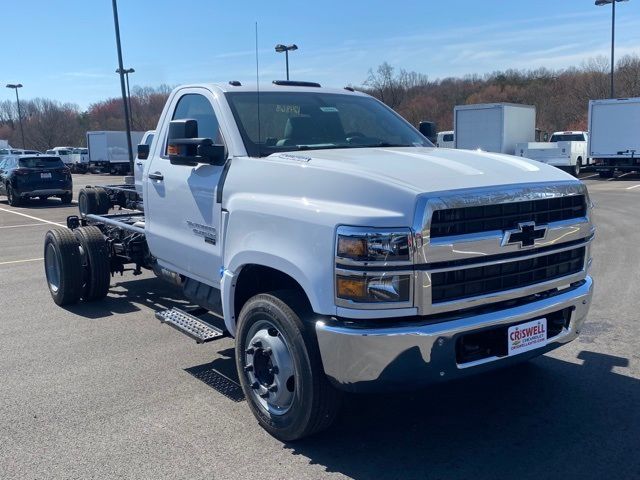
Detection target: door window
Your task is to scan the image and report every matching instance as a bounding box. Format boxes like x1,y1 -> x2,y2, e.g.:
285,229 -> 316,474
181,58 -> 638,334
166,94 -> 224,154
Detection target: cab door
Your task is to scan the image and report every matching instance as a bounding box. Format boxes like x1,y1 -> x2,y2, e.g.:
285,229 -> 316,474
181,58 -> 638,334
144,88 -> 227,287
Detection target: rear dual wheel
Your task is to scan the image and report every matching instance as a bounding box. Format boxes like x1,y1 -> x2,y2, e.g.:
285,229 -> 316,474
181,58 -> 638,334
78,187 -> 110,217
44,226 -> 110,305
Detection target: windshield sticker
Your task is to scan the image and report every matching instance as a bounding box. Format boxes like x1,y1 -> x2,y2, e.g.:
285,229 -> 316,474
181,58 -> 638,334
276,104 -> 301,115
273,153 -> 311,163
320,107 -> 338,113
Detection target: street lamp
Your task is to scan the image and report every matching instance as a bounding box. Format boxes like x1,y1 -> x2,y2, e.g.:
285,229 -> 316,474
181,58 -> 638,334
116,67 -> 135,129
5,83 -> 25,149
595,0 -> 629,98
275,44 -> 298,81
111,0 -> 134,174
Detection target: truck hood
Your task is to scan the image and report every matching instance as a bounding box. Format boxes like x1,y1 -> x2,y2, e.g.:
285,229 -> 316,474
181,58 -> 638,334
270,147 -> 575,193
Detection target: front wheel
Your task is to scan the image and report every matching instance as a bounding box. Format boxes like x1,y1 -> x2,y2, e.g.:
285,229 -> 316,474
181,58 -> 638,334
235,291 -> 341,442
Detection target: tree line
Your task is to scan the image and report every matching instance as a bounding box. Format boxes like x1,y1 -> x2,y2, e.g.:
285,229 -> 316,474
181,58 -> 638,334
1,55 -> 639,150
363,54 -> 640,134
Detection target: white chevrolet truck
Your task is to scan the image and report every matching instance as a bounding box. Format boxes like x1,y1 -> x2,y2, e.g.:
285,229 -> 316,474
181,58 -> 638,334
516,131 -> 590,177
42,81 -> 595,441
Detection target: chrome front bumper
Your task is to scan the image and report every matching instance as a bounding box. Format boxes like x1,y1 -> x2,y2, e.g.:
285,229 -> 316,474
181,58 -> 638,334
316,276 -> 593,392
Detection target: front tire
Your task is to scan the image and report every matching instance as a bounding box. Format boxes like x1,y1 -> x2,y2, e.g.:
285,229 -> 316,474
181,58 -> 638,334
235,291 -> 341,442
44,229 -> 83,306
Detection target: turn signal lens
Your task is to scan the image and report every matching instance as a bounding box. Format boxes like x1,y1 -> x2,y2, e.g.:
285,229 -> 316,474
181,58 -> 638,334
167,144 -> 179,155
336,274 -> 411,303
336,276 -> 367,301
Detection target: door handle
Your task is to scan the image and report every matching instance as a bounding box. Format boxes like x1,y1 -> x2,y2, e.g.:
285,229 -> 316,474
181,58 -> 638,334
136,162 -> 143,166
148,172 -> 164,181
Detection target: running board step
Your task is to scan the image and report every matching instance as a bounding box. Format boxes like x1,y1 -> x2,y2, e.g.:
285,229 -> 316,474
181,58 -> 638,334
156,307 -> 224,344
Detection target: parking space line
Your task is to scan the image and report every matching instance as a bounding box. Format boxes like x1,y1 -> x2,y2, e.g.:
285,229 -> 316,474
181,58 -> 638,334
0,257 -> 43,266
626,184 -> 640,190
0,207 -> 64,227
0,223 -> 51,229
580,173 -> 599,179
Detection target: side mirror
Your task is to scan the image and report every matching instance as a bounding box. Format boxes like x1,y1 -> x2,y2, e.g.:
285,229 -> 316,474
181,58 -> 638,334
167,119 -> 226,166
418,121 -> 437,144
137,144 -> 150,160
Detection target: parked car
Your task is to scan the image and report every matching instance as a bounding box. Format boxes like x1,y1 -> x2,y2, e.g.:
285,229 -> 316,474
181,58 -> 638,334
45,147 -> 75,168
516,131 -> 591,177
0,155 -> 73,206
70,148 -> 90,173
436,130 -> 454,148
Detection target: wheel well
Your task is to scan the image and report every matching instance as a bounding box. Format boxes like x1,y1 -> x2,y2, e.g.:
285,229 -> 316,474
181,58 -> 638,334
233,264 -> 311,320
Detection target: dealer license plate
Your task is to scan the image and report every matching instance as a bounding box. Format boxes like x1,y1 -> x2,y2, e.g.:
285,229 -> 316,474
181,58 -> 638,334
40,172 -> 52,179
507,318 -> 547,356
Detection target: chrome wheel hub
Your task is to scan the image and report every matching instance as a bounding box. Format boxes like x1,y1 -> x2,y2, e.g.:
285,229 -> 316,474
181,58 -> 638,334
244,321 -> 296,415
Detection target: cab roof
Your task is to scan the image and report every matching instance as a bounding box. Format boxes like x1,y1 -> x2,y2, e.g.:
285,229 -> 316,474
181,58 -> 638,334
176,82 -> 369,97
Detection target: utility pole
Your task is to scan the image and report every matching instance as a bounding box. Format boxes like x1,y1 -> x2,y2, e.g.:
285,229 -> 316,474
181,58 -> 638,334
111,0 -> 134,174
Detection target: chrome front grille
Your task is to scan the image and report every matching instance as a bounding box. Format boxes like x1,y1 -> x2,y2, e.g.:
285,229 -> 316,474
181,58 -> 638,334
430,195 -> 587,237
413,182 -> 594,316
431,246 -> 586,303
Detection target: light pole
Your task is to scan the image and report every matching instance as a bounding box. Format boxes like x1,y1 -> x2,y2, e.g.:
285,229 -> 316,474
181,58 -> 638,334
111,0 -> 134,174
116,67 -> 135,129
6,83 -> 25,149
275,44 -> 298,81
595,0 -> 629,98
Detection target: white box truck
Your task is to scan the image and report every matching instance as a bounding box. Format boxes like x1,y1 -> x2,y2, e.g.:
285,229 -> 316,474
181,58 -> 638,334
588,97 -> 640,178
87,131 -> 144,174
454,103 -> 536,155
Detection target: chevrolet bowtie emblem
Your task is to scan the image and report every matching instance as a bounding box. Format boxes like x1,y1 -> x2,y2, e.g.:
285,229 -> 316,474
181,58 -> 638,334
502,221 -> 547,248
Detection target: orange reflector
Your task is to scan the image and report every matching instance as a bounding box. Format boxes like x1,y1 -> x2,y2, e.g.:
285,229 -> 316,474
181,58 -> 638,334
336,276 -> 367,300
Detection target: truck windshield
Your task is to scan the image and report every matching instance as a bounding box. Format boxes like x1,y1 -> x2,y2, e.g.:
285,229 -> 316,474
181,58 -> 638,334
226,91 -> 432,157
550,134 -> 584,142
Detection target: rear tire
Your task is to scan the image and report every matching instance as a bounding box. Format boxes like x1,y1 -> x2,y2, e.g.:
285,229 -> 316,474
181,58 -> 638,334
74,226 -> 110,301
6,184 -> 21,206
44,229 -> 83,306
60,193 -> 72,204
78,188 -> 98,217
236,291 -> 342,442
572,158 -> 581,177
93,187 -> 111,214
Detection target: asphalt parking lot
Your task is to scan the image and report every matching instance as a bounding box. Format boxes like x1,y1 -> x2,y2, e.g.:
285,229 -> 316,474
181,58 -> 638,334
1,171 -> 639,480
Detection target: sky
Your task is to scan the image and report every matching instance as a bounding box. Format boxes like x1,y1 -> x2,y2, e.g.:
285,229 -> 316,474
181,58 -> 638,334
2,0 -> 640,109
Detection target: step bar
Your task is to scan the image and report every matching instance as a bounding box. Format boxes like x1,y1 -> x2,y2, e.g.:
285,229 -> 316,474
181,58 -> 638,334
156,307 -> 225,343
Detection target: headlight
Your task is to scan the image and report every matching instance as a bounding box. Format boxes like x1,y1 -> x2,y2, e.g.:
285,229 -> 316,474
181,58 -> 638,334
335,226 -> 414,308
336,229 -> 411,263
